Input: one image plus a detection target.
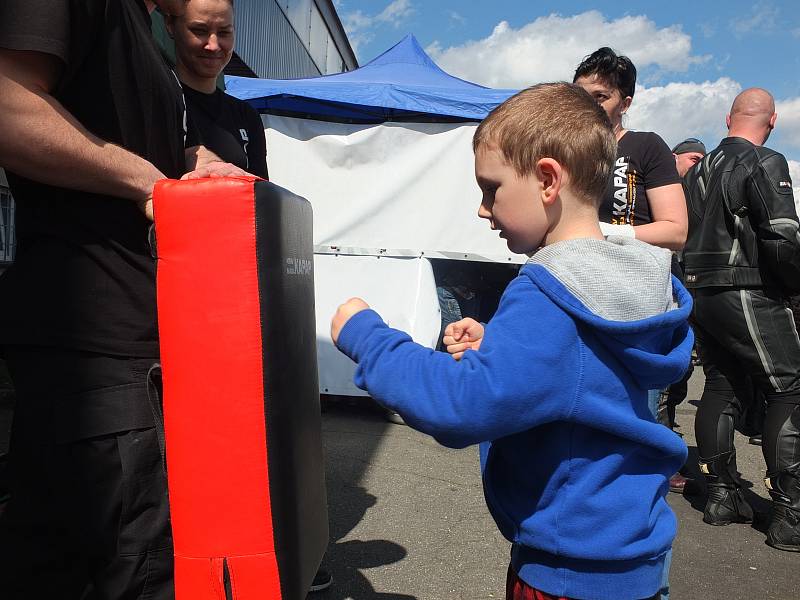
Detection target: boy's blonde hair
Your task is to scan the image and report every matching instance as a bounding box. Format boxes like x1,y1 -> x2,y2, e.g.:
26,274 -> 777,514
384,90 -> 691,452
473,83 -> 616,207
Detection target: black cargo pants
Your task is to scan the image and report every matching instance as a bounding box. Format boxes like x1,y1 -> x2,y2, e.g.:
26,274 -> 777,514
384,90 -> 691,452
0,346 -> 173,599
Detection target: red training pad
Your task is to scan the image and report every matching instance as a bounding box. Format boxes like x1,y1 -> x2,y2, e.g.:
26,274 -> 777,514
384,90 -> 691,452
154,176 -> 327,600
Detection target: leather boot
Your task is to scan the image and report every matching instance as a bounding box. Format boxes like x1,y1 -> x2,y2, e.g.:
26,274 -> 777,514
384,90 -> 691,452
765,465 -> 800,551
700,450 -> 753,526
703,483 -> 753,525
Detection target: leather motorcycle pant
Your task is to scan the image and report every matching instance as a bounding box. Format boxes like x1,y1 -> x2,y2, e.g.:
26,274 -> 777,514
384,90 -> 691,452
692,288 -> 800,480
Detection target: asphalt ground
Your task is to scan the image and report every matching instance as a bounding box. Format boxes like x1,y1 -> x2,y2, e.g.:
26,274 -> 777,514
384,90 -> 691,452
313,369 -> 800,600
1,366 -> 797,598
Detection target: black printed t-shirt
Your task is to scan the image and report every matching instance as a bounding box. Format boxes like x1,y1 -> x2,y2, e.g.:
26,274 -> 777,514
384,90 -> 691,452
0,0 -> 191,357
600,131 -> 681,226
183,84 -> 268,179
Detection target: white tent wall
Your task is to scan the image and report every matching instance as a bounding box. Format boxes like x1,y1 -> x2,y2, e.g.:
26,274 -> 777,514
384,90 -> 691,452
313,254 -> 440,396
263,115 -> 525,262
263,114 -> 525,396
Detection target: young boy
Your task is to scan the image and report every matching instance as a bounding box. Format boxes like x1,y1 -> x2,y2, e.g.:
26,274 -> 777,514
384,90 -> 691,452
330,83 -> 692,600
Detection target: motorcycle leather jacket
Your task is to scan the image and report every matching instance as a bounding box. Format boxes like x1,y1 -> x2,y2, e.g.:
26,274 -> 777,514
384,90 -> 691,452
683,137 -> 800,293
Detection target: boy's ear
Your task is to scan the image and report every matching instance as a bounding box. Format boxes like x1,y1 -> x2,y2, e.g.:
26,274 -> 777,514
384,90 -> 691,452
535,158 -> 563,206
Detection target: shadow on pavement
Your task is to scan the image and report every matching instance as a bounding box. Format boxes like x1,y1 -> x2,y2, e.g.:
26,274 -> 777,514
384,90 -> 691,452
313,398 -> 417,600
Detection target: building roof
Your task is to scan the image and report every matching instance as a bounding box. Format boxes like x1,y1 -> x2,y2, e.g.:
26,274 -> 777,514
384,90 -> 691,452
315,0 -> 357,71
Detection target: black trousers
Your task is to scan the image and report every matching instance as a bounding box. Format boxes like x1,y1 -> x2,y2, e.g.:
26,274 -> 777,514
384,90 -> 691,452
0,347 -> 173,600
692,288 -> 800,480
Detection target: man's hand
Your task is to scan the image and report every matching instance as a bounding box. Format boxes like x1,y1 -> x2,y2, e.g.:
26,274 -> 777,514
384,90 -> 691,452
184,145 -> 253,180
443,318 -> 484,360
134,196 -> 154,221
331,297 -> 370,345
181,161 -> 250,180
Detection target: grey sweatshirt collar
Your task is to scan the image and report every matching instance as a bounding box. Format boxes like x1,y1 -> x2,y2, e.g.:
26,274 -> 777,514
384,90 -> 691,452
528,236 -> 673,322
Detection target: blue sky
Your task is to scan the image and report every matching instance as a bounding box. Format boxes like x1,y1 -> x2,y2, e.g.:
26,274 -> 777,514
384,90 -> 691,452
336,0 -> 800,183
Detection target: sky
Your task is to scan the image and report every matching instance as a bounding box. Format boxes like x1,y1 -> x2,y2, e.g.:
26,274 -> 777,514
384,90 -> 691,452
334,0 -> 800,193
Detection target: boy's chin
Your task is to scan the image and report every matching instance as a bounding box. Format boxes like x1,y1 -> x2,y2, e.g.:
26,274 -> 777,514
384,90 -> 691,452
505,239 -> 540,256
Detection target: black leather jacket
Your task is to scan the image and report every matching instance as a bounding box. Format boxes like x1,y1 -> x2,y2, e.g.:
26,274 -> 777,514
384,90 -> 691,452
683,137 -> 800,293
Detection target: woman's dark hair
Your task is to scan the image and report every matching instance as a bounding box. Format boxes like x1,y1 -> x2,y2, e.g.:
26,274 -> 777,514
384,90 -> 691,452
572,47 -> 637,99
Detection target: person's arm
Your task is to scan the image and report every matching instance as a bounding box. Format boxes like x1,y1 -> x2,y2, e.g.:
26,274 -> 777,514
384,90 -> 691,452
332,279 -> 578,448
0,48 -> 164,217
628,134 -> 687,249
633,183 -> 688,250
748,153 -> 800,292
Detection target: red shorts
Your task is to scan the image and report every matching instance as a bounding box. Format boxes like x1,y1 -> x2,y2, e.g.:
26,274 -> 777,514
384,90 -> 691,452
506,563 -> 660,600
506,565 -> 568,600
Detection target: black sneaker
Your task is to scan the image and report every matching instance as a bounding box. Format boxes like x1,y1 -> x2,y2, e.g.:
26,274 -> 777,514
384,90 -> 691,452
309,568 -> 332,592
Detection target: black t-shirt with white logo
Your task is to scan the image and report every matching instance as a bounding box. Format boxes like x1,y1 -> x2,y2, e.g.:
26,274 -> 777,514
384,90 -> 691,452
600,131 -> 681,226
0,0 -> 191,356
183,85 -> 268,179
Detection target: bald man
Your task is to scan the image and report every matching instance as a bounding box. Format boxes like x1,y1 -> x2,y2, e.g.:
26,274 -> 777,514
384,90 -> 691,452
683,88 -> 800,551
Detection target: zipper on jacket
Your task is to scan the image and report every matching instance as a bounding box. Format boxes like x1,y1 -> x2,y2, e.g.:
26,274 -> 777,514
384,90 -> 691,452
223,557 -> 233,600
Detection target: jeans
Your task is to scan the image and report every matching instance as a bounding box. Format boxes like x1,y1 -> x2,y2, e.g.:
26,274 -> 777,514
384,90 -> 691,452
647,388 -> 661,420
436,286 -> 463,350
648,388 -> 671,600
659,549 -> 672,600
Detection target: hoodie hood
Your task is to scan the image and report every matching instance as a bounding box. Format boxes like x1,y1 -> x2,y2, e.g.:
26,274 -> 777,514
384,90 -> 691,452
523,237 -> 693,389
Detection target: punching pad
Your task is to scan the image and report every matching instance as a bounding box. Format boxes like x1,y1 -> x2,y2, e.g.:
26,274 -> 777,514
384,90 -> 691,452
153,176 -> 328,600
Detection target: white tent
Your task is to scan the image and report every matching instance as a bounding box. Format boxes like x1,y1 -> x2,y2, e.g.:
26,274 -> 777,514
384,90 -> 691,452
227,36 -> 521,395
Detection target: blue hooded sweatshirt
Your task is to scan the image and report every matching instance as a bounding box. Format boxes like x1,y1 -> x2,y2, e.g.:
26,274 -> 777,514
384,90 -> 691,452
336,237 -> 693,600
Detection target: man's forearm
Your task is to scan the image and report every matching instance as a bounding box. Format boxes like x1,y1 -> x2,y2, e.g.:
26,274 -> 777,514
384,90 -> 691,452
0,50 -> 164,204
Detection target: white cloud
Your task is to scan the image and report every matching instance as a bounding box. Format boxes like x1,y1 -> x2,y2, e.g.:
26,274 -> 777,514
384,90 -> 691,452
788,161 -> 800,215
426,11 -> 706,89
626,78 -> 741,151
629,87 -> 800,177
378,0 -> 413,24
776,97 -> 800,150
730,1 -> 779,36
343,0 -> 415,56
423,9 -> 800,170
448,11 -> 467,26
699,23 -> 716,38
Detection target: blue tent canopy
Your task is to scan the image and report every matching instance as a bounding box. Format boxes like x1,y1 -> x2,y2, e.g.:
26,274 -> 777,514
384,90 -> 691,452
225,35 -> 517,123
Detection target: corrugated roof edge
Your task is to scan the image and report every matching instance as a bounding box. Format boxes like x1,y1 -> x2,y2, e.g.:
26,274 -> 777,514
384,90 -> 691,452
314,0 -> 358,71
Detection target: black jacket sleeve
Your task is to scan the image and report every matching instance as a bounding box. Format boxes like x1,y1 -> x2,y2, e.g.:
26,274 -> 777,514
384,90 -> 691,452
748,151 -> 800,293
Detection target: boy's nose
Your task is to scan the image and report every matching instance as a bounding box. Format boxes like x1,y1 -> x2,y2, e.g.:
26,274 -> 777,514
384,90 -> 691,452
477,203 -> 491,221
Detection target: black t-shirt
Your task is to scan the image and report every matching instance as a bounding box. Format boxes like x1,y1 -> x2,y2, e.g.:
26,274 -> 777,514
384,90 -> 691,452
0,0 -> 190,356
183,85 -> 268,179
600,131 -> 681,226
